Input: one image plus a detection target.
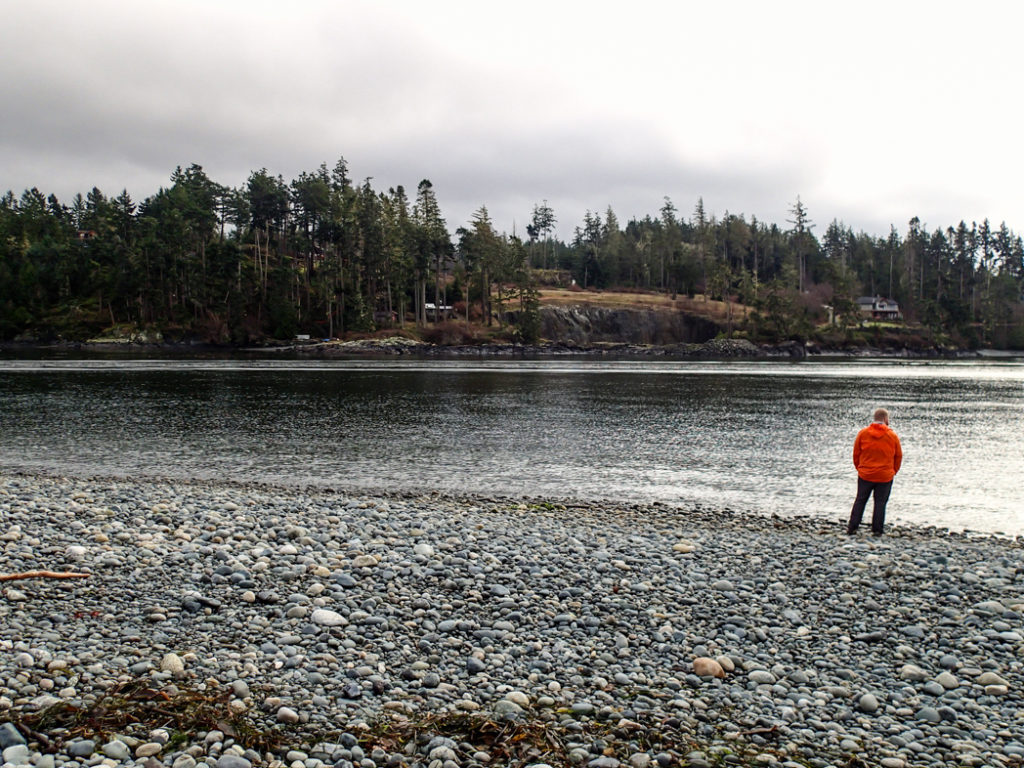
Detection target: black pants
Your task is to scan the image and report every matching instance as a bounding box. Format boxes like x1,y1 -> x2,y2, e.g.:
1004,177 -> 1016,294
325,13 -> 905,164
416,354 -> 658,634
848,478 -> 893,535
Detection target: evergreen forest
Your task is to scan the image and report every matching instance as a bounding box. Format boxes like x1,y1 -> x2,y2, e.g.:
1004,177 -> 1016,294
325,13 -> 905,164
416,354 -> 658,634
2,160 -> 1023,348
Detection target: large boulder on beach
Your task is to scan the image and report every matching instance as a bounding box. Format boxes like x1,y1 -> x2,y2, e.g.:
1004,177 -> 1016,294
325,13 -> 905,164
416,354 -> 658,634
160,653 -> 185,677
311,608 -> 347,627
693,657 -> 726,678
899,664 -> 929,682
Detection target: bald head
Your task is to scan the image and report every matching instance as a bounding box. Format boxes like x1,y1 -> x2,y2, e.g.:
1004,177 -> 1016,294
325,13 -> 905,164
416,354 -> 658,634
873,408 -> 890,425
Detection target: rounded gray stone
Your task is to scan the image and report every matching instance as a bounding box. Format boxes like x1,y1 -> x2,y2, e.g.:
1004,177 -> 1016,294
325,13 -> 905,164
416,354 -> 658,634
2,744 -> 31,765
68,740 -> 96,758
0,724 -> 26,749
102,740 -> 132,761
857,693 -> 879,713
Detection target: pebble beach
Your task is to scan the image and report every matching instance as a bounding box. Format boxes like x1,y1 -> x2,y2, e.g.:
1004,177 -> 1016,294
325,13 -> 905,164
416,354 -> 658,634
1,473 -> 1023,768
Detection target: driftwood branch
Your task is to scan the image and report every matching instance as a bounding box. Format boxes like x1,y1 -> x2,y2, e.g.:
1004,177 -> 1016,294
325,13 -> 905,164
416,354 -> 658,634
0,571 -> 91,582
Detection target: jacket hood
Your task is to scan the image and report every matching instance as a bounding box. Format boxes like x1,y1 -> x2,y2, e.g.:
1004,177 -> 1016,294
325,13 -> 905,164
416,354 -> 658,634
867,422 -> 889,433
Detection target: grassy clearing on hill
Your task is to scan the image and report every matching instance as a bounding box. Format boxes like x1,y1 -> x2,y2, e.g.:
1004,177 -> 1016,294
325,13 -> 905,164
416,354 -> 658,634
538,289 -> 750,324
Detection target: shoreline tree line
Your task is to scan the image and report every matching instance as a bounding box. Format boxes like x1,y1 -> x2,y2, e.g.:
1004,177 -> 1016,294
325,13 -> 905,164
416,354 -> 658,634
2,159 -> 1023,348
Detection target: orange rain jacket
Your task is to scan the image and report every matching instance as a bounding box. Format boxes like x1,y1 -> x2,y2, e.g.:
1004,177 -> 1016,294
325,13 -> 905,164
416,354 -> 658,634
853,421 -> 903,483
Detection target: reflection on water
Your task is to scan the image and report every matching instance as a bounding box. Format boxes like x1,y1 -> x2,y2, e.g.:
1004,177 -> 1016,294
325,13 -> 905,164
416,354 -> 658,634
1,358 -> 1022,534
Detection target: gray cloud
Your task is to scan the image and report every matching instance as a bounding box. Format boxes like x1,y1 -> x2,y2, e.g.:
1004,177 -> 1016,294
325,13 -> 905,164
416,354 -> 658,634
4,1 -> 1020,244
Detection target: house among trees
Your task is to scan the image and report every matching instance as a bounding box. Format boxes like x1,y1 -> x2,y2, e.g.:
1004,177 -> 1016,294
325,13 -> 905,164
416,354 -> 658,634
857,296 -> 902,321
424,303 -> 455,320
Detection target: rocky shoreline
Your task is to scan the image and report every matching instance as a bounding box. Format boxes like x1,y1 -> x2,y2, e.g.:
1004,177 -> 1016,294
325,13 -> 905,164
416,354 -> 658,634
1,337 -> 987,360
2,473 -> 1023,768
277,337 -> 980,360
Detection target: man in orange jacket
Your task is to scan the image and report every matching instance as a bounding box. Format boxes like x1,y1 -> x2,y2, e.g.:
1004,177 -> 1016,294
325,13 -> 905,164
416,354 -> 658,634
847,407 -> 903,536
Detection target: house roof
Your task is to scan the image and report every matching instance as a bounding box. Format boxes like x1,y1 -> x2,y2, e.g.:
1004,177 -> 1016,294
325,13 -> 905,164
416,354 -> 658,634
857,296 -> 900,307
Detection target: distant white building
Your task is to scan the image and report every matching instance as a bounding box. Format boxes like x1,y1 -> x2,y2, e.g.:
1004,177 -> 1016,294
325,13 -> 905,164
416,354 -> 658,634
424,302 -> 455,319
857,296 -> 902,321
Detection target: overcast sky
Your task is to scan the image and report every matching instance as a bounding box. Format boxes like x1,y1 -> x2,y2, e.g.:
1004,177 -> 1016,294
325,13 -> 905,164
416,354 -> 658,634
3,0 -> 1022,240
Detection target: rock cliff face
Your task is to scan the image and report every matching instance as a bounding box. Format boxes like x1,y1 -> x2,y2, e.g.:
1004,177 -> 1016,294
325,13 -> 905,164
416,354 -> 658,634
539,306 -> 721,345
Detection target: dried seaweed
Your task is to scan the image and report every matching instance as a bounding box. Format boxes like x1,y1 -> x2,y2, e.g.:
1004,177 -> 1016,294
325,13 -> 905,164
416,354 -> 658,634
10,685 -> 812,767
11,681 -> 281,754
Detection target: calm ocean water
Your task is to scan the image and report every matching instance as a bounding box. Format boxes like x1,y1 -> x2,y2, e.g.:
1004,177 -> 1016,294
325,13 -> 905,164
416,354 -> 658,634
1,356 -> 1022,535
